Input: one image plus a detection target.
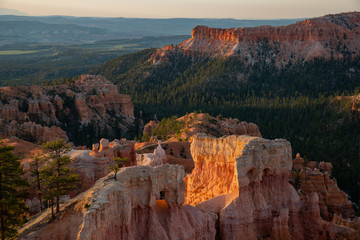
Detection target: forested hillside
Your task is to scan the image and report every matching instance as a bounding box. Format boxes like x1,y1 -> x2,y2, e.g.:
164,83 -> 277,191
93,49 -> 360,209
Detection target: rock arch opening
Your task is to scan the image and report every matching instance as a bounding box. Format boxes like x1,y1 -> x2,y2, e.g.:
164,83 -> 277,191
263,168 -> 271,176
247,168 -> 257,182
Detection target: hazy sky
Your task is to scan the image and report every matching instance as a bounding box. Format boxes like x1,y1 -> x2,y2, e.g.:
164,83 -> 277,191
1,0 -> 359,19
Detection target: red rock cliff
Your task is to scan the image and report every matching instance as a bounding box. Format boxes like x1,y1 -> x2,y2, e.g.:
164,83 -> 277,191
152,12 -> 360,66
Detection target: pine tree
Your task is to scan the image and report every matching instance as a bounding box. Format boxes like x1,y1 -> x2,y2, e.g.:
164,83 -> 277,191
30,156 -> 43,212
0,144 -> 28,240
109,157 -> 128,181
40,139 -> 80,217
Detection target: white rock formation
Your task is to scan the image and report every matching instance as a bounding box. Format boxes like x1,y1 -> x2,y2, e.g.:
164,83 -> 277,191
138,141 -> 167,167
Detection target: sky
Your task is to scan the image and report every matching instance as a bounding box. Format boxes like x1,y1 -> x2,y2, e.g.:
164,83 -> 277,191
1,0 -> 359,19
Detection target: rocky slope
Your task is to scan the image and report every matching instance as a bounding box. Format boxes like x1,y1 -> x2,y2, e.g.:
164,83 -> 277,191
151,12 -> 360,66
0,75 -> 134,145
292,154 -> 354,221
18,165 -> 216,240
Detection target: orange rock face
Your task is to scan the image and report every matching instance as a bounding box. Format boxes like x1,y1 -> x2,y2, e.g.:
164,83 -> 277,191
0,75 -> 134,143
185,135 -> 257,205
152,12 -> 360,66
347,94 -> 360,112
186,134 -> 357,239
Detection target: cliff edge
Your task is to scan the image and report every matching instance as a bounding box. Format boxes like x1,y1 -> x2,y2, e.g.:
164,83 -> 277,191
152,12 -> 360,67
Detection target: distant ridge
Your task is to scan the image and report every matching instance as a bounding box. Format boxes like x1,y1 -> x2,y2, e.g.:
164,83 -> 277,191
0,14 -> 302,42
151,12 -> 360,66
0,8 -> 28,16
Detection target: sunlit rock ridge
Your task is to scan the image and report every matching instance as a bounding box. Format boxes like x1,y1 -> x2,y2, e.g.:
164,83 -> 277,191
151,12 -> 360,67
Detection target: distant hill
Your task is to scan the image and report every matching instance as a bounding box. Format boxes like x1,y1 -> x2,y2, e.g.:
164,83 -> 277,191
0,8 -> 28,16
0,15 -> 302,45
0,35 -> 190,86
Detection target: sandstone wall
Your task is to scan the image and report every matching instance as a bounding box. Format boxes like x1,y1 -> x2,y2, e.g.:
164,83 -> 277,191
185,134 -> 257,205
186,134 -> 356,240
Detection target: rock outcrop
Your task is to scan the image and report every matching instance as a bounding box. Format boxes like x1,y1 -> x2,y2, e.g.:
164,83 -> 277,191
0,120 -> 68,142
137,142 -> 167,167
142,120 -> 159,136
293,153 -> 332,174
151,12 -> 360,66
136,141 -> 194,173
70,138 -> 137,191
18,165 -> 216,240
143,112 -> 261,141
185,134 -> 260,205
292,154 -> 354,221
0,75 -> 134,143
186,133 -> 357,239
